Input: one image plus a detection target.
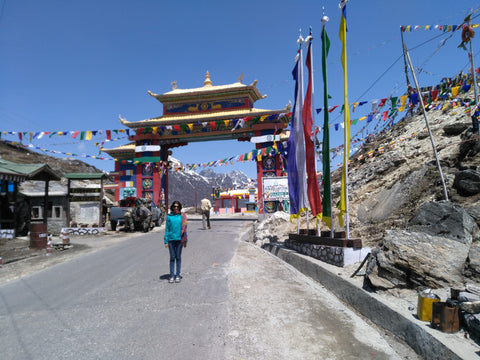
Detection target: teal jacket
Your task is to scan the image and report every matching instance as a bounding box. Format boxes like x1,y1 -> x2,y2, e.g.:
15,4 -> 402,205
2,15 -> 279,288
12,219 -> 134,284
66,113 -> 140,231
164,212 -> 187,244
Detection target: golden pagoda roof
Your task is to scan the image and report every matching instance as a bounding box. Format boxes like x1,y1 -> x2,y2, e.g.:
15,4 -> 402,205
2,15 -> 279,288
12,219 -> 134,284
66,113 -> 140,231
101,142 -> 135,156
116,72 -> 292,129
119,106 -> 290,128
160,81 -> 250,96
148,71 -> 263,102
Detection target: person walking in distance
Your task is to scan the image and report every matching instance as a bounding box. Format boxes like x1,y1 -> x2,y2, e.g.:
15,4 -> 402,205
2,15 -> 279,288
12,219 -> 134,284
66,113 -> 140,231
200,195 -> 212,230
164,201 -> 187,283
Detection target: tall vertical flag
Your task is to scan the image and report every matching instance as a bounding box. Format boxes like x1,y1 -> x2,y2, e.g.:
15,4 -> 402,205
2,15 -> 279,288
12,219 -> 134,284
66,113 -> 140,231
338,0 -> 350,233
303,33 -> 323,218
287,36 -> 309,219
321,16 -> 332,228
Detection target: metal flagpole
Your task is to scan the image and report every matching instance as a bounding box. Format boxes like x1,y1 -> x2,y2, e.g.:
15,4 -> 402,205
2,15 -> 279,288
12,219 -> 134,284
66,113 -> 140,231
403,42 -> 449,201
400,28 -> 411,90
467,17 -> 480,149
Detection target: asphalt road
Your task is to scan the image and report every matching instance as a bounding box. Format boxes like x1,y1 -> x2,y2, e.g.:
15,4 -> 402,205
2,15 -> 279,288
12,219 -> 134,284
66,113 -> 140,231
0,217 -> 417,359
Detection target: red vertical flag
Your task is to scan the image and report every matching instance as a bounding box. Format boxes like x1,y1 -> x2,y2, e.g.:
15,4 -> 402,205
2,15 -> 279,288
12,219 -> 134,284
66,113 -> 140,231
303,36 -> 322,218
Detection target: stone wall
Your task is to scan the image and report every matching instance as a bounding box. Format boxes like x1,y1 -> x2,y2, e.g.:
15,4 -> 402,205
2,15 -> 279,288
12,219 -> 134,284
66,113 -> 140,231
61,227 -> 106,236
284,239 -> 370,267
0,229 -> 14,241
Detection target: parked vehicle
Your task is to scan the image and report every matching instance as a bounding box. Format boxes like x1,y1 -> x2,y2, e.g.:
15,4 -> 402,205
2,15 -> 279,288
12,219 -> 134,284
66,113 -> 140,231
151,204 -> 163,227
109,197 -> 136,231
110,197 -> 164,231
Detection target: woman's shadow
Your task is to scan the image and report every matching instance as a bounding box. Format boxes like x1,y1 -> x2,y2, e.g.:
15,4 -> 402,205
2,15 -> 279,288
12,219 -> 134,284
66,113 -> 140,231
159,274 -> 183,281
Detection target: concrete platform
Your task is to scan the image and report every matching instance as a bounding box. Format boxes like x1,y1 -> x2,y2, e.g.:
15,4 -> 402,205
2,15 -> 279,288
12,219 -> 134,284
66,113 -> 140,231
262,242 -> 480,360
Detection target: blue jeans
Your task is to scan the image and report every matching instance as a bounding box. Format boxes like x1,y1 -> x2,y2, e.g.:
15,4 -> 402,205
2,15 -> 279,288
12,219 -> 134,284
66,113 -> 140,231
168,240 -> 183,277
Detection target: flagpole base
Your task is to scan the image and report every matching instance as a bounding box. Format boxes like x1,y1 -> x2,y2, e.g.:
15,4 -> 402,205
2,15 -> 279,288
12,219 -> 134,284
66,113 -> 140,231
286,233 -> 367,267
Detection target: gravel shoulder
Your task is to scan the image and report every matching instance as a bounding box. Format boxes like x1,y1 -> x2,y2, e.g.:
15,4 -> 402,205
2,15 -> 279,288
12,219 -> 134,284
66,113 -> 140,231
0,228 -> 155,286
226,240 -> 421,359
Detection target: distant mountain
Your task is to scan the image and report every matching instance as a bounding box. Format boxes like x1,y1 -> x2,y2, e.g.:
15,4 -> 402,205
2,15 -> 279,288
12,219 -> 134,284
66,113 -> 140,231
168,158 -> 253,207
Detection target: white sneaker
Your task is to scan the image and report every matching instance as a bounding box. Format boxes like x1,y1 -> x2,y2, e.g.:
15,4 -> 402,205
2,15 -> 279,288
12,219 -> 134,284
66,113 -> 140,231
175,276 -> 181,283
169,277 -> 174,283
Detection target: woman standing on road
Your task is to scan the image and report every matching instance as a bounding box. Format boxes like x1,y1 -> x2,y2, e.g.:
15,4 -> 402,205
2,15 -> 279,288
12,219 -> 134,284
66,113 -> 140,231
164,200 -> 187,283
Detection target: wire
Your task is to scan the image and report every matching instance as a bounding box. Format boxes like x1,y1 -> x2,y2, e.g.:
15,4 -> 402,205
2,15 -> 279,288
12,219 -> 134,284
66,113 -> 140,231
353,54 -> 404,104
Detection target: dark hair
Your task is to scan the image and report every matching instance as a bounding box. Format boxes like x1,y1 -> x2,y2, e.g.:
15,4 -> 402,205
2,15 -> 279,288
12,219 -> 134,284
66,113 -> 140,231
170,201 -> 182,212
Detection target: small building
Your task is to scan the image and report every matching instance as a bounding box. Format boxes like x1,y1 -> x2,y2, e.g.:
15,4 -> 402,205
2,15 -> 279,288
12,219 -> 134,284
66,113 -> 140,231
64,173 -> 109,228
19,190 -> 68,235
214,188 -> 257,214
0,158 -> 61,238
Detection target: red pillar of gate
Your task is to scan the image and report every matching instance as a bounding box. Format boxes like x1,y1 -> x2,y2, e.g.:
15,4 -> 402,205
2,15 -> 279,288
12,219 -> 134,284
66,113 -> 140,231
114,161 -> 121,202
256,143 -> 264,214
152,140 -> 161,205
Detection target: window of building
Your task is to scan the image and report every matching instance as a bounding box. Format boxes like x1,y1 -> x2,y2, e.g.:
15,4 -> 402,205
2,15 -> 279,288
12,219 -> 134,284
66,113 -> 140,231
52,206 -> 62,219
32,206 -> 43,219
46,202 -> 52,218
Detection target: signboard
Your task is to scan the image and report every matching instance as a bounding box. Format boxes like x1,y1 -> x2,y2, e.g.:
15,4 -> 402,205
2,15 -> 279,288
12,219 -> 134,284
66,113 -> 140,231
250,134 -> 281,143
262,176 -> 289,201
70,188 -> 101,193
135,145 -> 161,152
121,187 -> 137,198
70,196 -> 101,202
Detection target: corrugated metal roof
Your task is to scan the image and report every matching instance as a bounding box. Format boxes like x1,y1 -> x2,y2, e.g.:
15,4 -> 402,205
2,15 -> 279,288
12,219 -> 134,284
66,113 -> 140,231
0,159 -> 43,175
0,159 -> 61,181
65,173 -> 108,180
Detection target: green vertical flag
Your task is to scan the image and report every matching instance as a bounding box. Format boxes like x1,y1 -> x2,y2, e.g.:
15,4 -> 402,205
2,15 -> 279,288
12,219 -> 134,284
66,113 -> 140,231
321,22 -> 332,229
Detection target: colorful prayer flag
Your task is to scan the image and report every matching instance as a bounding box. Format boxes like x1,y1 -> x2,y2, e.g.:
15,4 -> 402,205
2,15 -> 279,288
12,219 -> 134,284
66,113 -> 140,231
303,35 -> 322,219
287,37 -> 309,219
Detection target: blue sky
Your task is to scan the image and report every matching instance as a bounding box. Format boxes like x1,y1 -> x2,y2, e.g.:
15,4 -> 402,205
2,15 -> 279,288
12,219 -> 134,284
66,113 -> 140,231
1,0 -> 480,179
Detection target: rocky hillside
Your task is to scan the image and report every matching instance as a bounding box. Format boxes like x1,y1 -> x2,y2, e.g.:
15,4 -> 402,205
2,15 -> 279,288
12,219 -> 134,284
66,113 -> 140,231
341,103 -> 480,246
254,92 -> 480,291
0,141 -> 103,175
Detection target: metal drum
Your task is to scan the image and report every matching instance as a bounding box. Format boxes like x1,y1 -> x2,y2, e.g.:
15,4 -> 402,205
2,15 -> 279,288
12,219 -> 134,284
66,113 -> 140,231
30,223 -> 48,249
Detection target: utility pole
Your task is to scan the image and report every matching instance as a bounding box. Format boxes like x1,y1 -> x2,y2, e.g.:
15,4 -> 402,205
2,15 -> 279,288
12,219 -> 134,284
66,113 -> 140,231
403,42 -> 449,201
194,182 -> 198,213
467,17 -> 480,148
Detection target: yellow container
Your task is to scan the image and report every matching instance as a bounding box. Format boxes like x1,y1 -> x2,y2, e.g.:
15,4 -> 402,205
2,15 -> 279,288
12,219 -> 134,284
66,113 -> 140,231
417,291 -> 441,321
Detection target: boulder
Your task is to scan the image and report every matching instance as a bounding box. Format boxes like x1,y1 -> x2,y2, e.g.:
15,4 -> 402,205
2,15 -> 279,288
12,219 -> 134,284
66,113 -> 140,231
408,201 -> 479,245
443,122 -> 470,136
465,242 -> 480,280
454,169 -> 480,196
357,168 -> 425,223
366,230 -> 469,289
459,128 -> 479,158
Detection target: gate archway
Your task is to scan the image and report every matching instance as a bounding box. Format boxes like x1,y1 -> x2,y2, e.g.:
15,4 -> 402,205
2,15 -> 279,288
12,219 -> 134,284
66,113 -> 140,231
102,72 -> 291,213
